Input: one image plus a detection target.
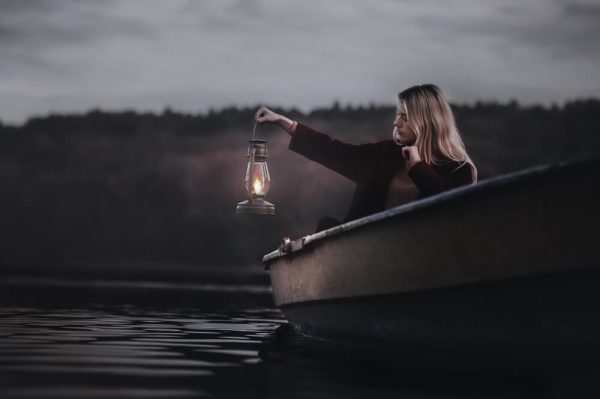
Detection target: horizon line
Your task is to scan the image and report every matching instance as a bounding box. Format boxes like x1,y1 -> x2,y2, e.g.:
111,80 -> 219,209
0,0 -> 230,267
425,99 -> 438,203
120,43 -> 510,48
2,96 -> 599,128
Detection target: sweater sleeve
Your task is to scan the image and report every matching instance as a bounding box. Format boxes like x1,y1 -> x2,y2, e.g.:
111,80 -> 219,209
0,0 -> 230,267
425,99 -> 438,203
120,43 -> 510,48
289,122 -> 378,182
408,161 -> 475,196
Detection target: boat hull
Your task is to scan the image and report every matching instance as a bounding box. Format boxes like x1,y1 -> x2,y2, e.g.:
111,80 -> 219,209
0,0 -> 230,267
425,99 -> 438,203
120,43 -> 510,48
266,161 -> 600,306
263,160 -> 600,365
280,268 -> 600,368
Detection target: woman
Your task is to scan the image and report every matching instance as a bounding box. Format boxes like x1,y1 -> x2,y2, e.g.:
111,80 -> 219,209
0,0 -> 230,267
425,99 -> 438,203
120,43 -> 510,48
256,84 -> 477,231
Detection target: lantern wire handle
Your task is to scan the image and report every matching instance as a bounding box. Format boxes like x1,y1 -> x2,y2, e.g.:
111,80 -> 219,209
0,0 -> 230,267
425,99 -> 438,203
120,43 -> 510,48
249,122 -> 257,199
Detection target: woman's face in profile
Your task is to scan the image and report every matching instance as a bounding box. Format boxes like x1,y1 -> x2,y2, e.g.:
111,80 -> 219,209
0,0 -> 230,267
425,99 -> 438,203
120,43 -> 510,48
393,101 -> 416,145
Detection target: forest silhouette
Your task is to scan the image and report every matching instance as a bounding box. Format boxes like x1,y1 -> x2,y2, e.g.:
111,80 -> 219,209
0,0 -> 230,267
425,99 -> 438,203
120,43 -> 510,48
1,100 -> 599,269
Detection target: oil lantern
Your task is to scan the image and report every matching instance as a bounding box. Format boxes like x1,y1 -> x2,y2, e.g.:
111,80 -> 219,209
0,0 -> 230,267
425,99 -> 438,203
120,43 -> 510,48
236,138 -> 275,215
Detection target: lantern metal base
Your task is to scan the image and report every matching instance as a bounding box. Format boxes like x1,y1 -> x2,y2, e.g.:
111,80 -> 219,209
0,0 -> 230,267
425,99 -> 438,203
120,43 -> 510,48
236,199 -> 275,215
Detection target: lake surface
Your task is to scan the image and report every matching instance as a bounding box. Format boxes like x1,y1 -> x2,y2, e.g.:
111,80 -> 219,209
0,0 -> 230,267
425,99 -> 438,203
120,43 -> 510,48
0,306 -> 285,398
1,267 -> 598,398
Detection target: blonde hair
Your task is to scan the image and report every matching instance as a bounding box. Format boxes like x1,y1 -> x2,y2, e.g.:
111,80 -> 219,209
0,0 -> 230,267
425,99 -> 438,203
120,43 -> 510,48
399,84 -> 477,180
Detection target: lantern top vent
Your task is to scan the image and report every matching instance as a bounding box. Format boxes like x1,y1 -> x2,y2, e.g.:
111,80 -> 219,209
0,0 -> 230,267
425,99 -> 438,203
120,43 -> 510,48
246,139 -> 269,160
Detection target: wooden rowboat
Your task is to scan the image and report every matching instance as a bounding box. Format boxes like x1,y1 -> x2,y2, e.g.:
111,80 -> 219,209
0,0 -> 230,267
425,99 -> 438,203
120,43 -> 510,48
263,159 -> 600,367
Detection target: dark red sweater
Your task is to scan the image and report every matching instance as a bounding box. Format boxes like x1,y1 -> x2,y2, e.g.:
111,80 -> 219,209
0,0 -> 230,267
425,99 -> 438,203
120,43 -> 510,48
289,123 -> 475,222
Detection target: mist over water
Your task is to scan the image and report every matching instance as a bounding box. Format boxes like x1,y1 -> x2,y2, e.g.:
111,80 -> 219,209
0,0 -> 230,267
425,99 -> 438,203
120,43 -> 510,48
1,102 -> 599,267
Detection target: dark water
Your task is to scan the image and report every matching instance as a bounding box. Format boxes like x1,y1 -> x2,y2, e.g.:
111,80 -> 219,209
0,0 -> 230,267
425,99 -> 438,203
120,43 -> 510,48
3,306 -> 598,399
1,269 -> 599,399
0,306 -> 285,398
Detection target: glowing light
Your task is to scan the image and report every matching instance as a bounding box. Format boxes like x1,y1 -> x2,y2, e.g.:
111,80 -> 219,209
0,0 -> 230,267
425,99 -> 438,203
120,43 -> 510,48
253,178 -> 263,195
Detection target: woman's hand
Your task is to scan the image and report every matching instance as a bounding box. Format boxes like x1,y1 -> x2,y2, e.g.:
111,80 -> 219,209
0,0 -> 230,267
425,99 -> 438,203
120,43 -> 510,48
255,106 -> 281,124
402,146 -> 422,169
255,106 -> 297,135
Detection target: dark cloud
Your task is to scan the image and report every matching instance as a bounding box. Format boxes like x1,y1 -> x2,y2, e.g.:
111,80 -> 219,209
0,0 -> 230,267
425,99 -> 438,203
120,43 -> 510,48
0,0 -> 153,48
563,1 -> 600,17
416,1 -> 600,59
0,0 -> 156,82
0,0 -> 55,13
177,0 -> 329,36
523,1 -> 600,57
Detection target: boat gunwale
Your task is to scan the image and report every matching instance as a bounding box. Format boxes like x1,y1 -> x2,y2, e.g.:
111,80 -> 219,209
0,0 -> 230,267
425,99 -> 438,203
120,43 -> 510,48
263,158 -> 598,266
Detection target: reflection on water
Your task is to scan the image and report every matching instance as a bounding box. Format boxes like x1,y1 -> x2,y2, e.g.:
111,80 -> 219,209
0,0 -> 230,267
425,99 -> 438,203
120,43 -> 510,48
0,307 -> 283,398
0,307 -> 596,399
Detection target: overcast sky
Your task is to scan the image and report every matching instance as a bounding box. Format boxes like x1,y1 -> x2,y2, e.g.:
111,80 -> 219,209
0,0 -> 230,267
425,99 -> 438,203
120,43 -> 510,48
1,0 -> 599,124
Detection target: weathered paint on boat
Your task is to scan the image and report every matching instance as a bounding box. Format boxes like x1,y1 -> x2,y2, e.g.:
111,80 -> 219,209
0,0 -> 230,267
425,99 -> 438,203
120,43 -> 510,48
264,160 -> 599,306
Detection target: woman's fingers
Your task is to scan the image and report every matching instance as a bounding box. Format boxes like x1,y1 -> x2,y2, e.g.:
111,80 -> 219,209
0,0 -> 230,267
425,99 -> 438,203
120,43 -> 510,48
255,106 -> 269,123
255,106 -> 281,124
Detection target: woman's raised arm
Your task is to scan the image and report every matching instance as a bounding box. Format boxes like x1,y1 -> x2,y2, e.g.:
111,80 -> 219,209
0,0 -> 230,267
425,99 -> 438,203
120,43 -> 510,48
255,106 -> 297,135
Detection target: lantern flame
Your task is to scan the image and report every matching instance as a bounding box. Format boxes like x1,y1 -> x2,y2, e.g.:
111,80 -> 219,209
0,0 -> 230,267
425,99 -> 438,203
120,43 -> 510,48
253,178 -> 263,195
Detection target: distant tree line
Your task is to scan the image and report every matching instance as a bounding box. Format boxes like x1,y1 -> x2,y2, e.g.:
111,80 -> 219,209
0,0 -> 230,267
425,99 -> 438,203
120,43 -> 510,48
0,99 -> 598,269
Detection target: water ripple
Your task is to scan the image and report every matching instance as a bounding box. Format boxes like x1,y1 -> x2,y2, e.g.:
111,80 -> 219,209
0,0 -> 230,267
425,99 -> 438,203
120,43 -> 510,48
0,307 -> 286,398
